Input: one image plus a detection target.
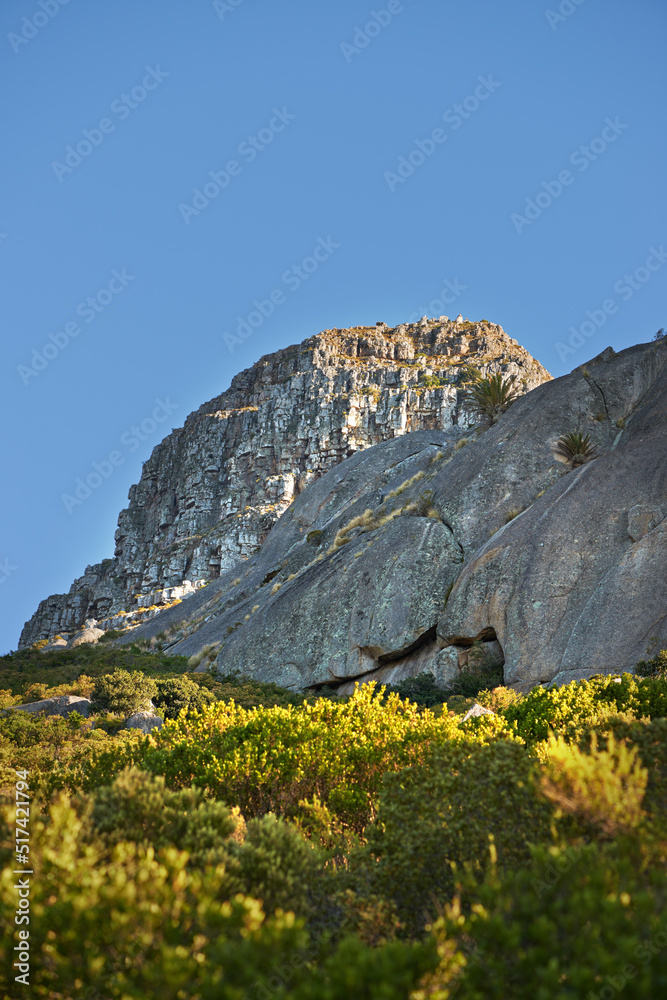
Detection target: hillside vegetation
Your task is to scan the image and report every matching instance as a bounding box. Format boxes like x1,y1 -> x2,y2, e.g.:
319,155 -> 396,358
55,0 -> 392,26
1,645 -> 667,997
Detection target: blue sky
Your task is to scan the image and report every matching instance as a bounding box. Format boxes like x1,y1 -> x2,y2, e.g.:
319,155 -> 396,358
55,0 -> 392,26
2,0 -> 666,653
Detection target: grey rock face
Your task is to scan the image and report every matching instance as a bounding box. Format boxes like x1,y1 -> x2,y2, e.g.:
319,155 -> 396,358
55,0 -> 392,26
22,316 -> 666,693
627,504 -> 663,542
123,711 -> 164,733
13,695 -> 92,718
106,336 -> 667,692
20,318 -> 549,648
209,515 -> 461,689
438,340 -> 667,686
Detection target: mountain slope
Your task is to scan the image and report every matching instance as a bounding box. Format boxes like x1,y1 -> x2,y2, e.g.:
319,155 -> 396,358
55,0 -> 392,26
20,316 -> 548,647
112,336 -> 667,690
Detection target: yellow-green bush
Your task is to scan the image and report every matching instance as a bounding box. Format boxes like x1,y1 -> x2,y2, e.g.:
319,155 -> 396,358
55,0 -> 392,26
80,685 -> 515,831
0,710 -> 119,797
152,675 -> 216,719
503,673 -> 667,746
583,717 -> 667,832
1,653 -> 666,997
90,768 -> 325,919
540,733 -> 648,838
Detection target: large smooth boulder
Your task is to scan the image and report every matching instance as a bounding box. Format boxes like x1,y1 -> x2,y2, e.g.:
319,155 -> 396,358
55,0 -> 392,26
68,626 -> 104,648
13,695 -> 92,718
123,711 -> 163,733
213,514 -> 462,689
39,637 -> 68,652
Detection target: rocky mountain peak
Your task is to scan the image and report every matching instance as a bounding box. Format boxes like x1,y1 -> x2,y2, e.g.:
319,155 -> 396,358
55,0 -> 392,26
20,316 -> 550,648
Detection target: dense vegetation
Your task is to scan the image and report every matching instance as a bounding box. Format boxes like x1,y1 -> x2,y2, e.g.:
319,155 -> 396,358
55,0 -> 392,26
1,642 -> 667,997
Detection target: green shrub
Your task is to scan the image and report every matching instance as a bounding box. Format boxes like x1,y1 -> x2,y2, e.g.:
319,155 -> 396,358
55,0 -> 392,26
0,789 -> 438,998
426,842 -> 667,999
153,675 -> 216,719
361,740 -> 553,935
90,767 -> 241,853
197,671 -> 307,709
502,674 -> 667,747
447,662 -> 505,699
98,629 -> 123,643
0,708 -> 56,749
459,363 -> 483,383
380,673 -> 446,708
0,644 -> 189,698
91,669 -> 158,716
584,717 -> 667,832
90,768 -> 322,916
234,813 -> 325,918
420,374 -> 445,389
635,649 -> 667,678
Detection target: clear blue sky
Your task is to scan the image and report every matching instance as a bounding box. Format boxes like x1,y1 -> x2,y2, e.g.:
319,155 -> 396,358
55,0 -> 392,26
2,0 -> 666,653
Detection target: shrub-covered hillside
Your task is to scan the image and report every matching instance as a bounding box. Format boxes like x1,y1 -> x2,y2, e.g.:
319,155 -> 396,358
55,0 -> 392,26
1,645 -> 667,997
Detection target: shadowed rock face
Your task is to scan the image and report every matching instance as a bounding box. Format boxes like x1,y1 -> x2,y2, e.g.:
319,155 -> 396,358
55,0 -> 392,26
20,317 -> 548,648
439,341 -> 667,687
107,336 -> 667,691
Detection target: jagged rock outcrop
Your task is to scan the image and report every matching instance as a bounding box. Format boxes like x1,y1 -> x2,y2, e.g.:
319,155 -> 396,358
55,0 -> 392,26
20,317 -> 548,647
110,335 -> 666,691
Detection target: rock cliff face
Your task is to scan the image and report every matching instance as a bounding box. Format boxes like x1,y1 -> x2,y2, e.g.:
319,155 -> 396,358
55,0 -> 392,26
20,317 -> 549,648
108,335 -> 667,691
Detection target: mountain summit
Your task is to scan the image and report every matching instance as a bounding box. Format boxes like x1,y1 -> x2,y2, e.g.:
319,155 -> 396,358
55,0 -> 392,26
22,322 -> 667,692
21,316 -> 548,648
